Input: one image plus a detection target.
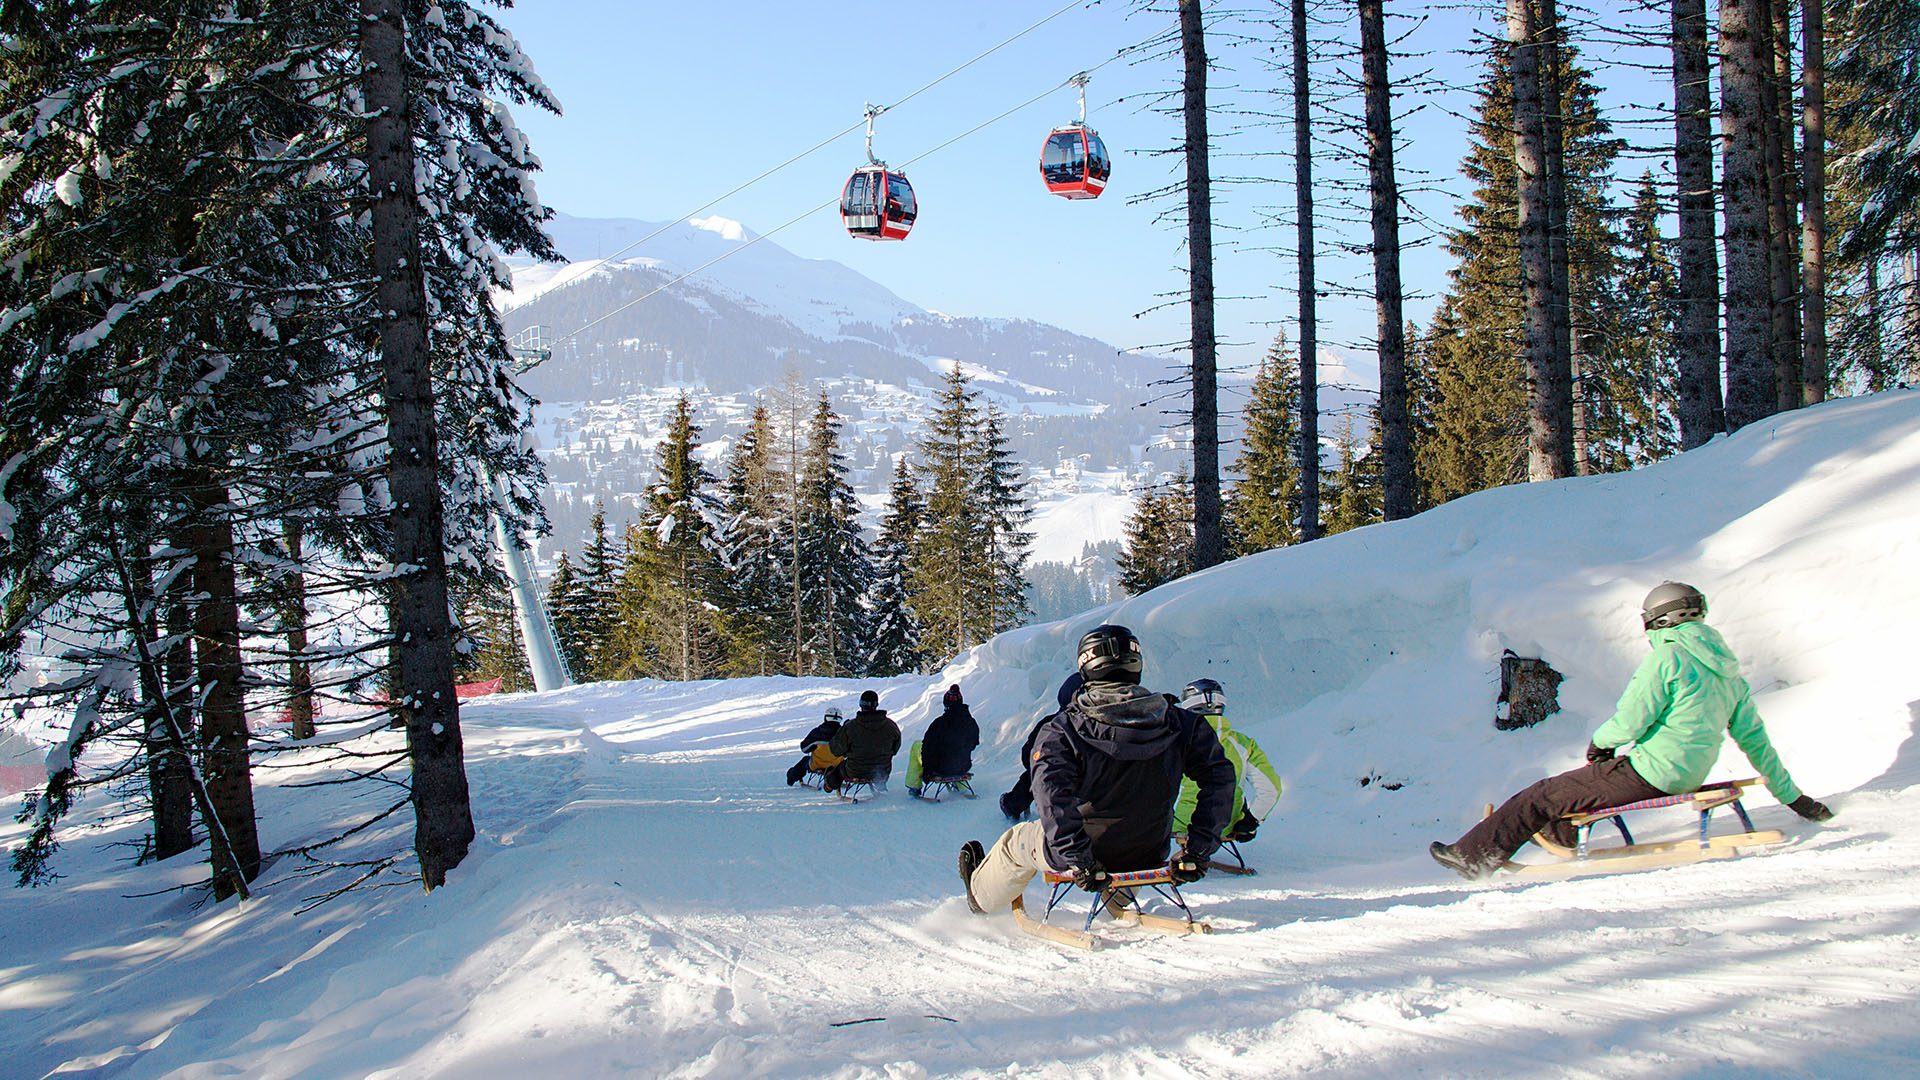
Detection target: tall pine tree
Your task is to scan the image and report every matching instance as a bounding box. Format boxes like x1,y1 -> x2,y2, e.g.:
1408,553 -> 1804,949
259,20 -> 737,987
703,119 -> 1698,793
1228,332 -> 1304,554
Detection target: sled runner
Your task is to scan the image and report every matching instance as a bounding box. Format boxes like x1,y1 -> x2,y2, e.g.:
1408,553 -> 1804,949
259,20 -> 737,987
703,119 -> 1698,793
1206,840 -> 1257,876
835,772 -> 888,803
1511,777 -> 1784,878
1011,866 -> 1213,950
910,775 -> 976,802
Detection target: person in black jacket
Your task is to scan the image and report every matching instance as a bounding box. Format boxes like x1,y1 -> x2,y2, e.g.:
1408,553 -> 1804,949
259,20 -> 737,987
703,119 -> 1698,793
998,672 -> 1082,820
914,684 -> 980,789
957,625 -> 1234,914
785,708 -> 844,786
825,689 -> 901,791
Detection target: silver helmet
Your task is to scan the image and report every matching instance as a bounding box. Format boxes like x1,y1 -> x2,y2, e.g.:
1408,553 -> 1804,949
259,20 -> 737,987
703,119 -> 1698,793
1180,677 -> 1225,715
1641,581 -> 1707,630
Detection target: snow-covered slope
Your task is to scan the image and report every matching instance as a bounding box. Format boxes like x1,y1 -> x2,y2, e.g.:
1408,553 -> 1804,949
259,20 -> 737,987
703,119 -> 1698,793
6,391 -> 1920,1078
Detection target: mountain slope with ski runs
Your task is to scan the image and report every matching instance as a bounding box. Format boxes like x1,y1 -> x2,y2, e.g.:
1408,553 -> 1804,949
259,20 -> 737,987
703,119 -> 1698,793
5,391 -> 1919,1078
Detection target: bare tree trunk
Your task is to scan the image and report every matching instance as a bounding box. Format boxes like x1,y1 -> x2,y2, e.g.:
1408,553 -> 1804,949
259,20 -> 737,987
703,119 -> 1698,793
1763,0 -> 1803,408
285,519 -> 314,741
183,459 -> 261,899
1801,0 -> 1827,403
1292,0 -> 1321,541
1721,0 -> 1777,428
1179,0 -> 1225,566
1674,0 -> 1726,446
1541,0 -> 1578,473
1866,257 -> 1885,391
146,548 -> 195,861
361,0 -> 474,890
1511,0 -> 1571,479
1358,0 -> 1415,516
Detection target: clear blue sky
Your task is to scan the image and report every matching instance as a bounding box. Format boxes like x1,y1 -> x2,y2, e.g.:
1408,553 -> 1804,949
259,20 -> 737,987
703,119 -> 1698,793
492,0 -> 1672,380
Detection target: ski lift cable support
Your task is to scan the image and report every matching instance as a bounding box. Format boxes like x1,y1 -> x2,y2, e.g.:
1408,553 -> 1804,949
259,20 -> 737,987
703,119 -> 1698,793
569,0 -> 1094,278
555,41 -> 1151,346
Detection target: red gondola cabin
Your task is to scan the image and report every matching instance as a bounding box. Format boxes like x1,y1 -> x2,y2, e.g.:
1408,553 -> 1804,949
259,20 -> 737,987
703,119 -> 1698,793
841,165 -> 916,240
1040,125 -> 1109,200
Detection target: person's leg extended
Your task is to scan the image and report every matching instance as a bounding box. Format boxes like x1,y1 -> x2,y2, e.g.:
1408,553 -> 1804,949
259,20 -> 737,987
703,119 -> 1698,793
967,821 -> 1052,912
1454,758 -> 1665,868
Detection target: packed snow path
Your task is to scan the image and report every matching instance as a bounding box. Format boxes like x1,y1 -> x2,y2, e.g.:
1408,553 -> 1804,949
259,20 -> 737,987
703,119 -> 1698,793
6,391 -> 1920,1078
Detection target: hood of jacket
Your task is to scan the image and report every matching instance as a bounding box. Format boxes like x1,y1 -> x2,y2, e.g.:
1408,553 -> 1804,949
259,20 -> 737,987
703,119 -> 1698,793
1649,621 -> 1741,678
1065,683 -> 1178,760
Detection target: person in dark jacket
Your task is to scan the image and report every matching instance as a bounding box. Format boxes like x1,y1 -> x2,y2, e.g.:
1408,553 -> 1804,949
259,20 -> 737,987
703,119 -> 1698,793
957,625 -> 1235,914
785,708 -> 844,786
908,684 -> 981,796
998,672 -> 1082,820
825,689 -> 901,791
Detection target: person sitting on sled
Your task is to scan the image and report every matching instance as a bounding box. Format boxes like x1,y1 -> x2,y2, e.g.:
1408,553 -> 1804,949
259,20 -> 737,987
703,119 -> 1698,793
998,672 -> 1082,820
1171,678 -> 1282,847
1431,581 -> 1834,880
957,625 -> 1236,914
907,684 -> 980,797
824,689 -> 901,792
785,708 -> 845,786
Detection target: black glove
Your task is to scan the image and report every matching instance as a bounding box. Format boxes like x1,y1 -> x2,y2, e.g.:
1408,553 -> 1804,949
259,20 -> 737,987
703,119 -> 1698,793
1586,742 -> 1614,763
1169,849 -> 1207,884
998,791 -> 1026,821
1788,795 -> 1833,822
1071,864 -> 1111,893
1228,814 -> 1259,842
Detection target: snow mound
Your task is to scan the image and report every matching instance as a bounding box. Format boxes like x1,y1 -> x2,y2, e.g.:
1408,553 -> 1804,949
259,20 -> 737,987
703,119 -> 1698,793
7,391 -> 1920,1078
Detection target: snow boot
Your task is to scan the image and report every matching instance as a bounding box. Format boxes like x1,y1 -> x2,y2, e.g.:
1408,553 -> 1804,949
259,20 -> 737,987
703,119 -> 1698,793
958,840 -> 987,915
785,760 -> 808,786
1429,841 -> 1493,881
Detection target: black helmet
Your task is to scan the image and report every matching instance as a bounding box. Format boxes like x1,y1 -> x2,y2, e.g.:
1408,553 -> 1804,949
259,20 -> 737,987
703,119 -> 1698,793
1077,624 -> 1143,685
858,689 -> 879,710
1181,677 -> 1225,715
1641,581 -> 1707,630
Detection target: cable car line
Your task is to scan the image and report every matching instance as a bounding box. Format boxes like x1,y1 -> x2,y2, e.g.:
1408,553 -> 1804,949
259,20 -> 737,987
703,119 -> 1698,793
564,0 -> 1094,275
553,28 -> 1156,347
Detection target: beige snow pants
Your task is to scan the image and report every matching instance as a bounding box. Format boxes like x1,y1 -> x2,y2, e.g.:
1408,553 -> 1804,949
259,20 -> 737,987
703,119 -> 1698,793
970,820 -> 1061,912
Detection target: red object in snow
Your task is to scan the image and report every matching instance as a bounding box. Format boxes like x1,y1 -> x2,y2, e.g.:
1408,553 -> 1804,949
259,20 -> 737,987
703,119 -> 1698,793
455,678 -> 503,699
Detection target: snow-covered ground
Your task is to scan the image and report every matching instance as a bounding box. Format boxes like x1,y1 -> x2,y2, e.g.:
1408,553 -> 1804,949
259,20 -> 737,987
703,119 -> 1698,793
6,391 -> 1920,1078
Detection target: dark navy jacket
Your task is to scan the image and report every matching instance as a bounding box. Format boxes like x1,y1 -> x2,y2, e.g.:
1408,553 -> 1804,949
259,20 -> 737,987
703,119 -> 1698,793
920,704 -> 979,778
798,719 -> 841,751
1031,683 -> 1235,873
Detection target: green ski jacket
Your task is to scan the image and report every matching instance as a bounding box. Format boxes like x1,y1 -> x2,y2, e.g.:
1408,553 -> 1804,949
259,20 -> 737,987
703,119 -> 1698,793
1173,714 -> 1282,834
1591,621 -> 1801,804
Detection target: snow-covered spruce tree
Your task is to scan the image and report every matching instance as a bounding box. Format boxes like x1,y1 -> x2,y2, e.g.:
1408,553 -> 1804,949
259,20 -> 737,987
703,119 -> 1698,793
544,551 -> 590,678
795,392 -> 873,677
1227,331 -> 1303,555
1590,177 -> 1680,470
718,402 -> 792,675
452,579 -> 532,693
912,365 -> 989,662
570,501 -> 619,680
620,395 -> 728,681
1116,473 -> 1194,596
972,403 -> 1033,637
866,457 -> 928,676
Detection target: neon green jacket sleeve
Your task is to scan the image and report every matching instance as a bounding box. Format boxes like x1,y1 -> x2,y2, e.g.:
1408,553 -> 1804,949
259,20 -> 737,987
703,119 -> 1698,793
1232,730 -> 1283,820
1727,694 -> 1802,805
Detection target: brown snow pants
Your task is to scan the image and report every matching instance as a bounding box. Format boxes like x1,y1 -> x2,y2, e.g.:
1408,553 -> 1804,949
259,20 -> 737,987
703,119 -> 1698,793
1453,757 -> 1666,868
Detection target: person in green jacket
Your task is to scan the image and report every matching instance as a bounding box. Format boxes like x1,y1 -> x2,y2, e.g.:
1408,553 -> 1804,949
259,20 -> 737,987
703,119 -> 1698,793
1431,582 -> 1834,880
1171,679 -> 1282,843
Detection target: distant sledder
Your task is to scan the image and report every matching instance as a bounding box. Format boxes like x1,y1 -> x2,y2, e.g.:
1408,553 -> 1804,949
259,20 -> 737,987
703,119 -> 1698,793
998,672 -> 1083,821
785,707 -> 845,788
957,624 -> 1236,948
825,689 -> 901,801
1171,678 -> 1281,874
1431,581 -> 1835,880
907,684 -> 980,801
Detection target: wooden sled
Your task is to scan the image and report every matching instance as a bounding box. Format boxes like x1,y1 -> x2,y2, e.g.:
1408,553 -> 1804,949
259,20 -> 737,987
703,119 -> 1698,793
1507,777 -> 1785,878
1206,840 -> 1257,876
1012,867 -> 1211,949
834,772 -> 887,803
910,775 -> 977,802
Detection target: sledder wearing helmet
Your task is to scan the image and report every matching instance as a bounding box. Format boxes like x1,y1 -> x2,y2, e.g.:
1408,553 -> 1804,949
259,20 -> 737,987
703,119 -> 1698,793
785,707 -> 846,786
957,624 -> 1235,917
1431,581 -> 1834,880
1171,679 -> 1283,843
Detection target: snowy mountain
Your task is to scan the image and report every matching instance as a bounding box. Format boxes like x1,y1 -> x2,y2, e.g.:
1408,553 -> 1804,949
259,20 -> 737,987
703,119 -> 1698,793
7,389 -> 1918,1076
500,213 -> 1371,567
